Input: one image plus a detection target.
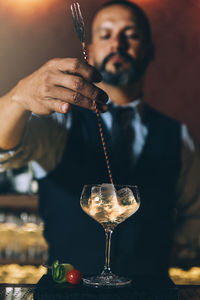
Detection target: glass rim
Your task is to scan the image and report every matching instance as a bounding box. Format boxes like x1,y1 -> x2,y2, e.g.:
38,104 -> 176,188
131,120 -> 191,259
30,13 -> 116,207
82,184 -> 139,188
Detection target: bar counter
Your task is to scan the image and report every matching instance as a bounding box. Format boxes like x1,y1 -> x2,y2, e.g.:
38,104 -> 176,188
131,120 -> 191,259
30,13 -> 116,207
0,282 -> 200,300
0,195 -> 199,299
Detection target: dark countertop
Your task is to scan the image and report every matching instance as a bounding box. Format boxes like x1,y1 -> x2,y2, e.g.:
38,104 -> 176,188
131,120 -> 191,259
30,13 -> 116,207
0,283 -> 200,300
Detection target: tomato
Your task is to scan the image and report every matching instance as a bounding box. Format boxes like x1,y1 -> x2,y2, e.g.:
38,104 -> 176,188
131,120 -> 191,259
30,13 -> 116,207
67,269 -> 82,285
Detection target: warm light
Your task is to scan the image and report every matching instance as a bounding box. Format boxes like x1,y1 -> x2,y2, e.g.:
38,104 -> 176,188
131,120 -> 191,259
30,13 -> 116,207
169,267 -> 200,285
0,264 -> 46,284
1,0 -> 55,18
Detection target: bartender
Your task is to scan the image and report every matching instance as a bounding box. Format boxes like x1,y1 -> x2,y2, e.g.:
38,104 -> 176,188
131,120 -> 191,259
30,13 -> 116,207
0,0 -> 199,276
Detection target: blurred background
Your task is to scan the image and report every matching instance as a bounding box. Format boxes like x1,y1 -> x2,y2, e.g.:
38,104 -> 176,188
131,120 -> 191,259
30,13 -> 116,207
0,0 -> 199,285
0,0 -> 200,139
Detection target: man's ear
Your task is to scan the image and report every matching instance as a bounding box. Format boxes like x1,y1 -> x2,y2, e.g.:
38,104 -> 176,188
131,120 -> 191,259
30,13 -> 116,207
88,44 -> 94,65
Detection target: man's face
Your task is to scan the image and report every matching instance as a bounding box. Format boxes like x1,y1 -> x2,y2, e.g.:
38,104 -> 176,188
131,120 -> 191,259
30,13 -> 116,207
89,4 -> 150,86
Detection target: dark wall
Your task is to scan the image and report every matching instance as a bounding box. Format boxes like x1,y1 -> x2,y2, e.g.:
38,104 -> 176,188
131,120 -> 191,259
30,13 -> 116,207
142,0 -> 200,142
0,0 -> 199,140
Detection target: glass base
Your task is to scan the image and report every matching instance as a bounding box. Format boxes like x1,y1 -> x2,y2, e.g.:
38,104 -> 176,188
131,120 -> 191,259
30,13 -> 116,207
83,273 -> 132,287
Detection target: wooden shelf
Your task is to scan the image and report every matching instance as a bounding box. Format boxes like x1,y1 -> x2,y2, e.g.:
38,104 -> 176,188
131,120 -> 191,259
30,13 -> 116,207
0,194 -> 38,211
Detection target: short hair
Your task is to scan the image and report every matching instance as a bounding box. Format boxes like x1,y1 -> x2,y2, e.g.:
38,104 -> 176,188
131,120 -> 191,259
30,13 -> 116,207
89,0 -> 154,61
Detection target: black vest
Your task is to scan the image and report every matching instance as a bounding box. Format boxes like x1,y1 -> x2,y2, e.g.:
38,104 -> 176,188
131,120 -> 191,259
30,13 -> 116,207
38,105 -> 181,276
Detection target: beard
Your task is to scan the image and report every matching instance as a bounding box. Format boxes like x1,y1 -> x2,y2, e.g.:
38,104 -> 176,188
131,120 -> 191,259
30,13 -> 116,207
94,51 -> 148,86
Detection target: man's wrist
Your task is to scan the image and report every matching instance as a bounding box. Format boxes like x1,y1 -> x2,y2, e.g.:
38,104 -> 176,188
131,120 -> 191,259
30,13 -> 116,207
7,85 -> 31,116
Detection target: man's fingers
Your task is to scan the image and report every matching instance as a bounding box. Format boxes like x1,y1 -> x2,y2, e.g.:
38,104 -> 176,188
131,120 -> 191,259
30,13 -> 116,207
42,99 -> 71,114
46,58 -> 102,83
44,86 -> 105,111
53,72 -> 108,105
36,58 -> 108,113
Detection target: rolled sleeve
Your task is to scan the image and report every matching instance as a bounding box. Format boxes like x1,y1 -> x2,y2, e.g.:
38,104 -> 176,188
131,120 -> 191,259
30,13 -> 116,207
0,112 -> 70,176
0,140 -> 31,172
0,145 -> 22,164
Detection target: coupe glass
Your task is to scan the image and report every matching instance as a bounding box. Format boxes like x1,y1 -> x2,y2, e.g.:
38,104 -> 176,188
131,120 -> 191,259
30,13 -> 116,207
80,183 -> 140,287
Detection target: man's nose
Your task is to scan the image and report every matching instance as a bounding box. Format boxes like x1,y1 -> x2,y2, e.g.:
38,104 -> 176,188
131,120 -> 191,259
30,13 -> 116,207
111,35 -> 128,52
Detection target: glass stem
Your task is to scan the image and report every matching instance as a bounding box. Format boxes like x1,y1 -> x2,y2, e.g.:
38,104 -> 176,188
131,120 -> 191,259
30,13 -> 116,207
103,229 -> 113,275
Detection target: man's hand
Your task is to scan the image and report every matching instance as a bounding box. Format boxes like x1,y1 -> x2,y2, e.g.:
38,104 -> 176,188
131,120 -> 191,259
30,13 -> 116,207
11,58 -> 108,115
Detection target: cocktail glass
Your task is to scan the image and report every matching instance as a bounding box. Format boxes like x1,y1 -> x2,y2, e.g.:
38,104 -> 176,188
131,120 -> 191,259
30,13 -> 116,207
80,183 -> 140,287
